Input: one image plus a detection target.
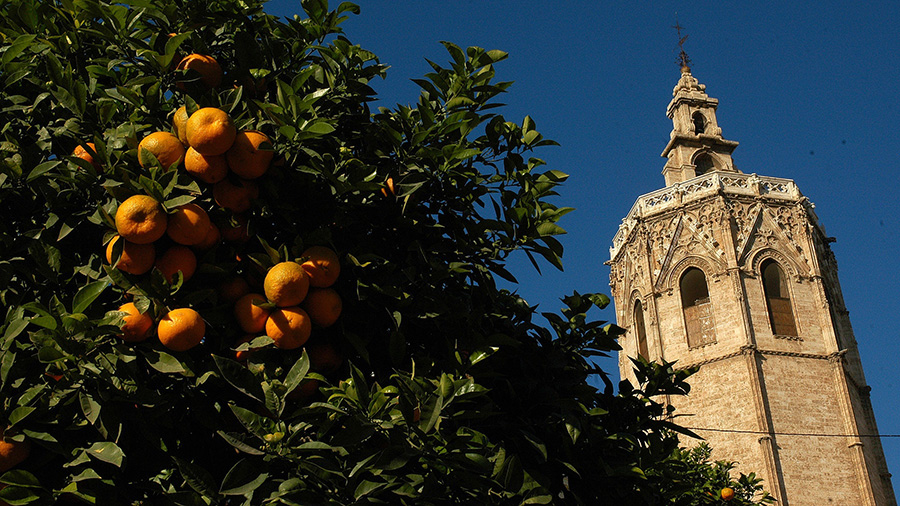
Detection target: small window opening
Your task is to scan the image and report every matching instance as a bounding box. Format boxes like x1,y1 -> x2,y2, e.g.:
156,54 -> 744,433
694,153 -> 715,175
681,267 -> 716,347
692,113 -> 707,134
633,300 -> 649,359
762,260 -> 798,337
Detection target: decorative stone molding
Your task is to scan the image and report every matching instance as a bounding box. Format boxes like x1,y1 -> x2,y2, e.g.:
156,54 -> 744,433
774,334 -> 804,342
748,248 -> 804,282
676,347 -> 840,372
659,255 -> 723,293
610,171 -> 811,261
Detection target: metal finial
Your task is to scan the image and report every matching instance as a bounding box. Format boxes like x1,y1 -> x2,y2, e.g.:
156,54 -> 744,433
673,17 -> 691,71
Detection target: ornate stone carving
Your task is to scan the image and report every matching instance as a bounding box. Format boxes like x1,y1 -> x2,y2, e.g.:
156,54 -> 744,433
660,255 -> 723,292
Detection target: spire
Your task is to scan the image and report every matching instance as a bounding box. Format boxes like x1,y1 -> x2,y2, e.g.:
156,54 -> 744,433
660,28 -> 739,186
673,18 -> 692,73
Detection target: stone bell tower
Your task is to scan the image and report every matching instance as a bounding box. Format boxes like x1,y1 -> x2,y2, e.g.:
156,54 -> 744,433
608,63 -> 896,505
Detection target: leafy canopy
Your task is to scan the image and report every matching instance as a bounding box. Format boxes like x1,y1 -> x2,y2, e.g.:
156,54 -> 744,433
0,0 -> 772,504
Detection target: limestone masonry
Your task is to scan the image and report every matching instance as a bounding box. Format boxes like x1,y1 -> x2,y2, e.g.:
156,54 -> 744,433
608,66 -> 896,505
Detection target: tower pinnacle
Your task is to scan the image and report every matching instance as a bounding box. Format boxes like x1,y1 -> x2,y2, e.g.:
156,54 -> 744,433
660,54 -> 739,186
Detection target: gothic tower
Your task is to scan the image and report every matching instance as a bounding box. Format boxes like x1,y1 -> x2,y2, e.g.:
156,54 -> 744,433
607,64 -> 896,505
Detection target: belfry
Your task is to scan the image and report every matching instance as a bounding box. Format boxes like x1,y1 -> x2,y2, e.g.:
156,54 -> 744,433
607,60 -> 896,505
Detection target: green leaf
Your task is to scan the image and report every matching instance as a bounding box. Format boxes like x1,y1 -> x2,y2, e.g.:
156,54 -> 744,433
7,407 -> 34,426
165,32 -> 192,57
354,479 -> 384,500
523,130 -> 541,146
229,405 -> 268,440
0,484 -> 41,504
163,194 -> 195,209
337,2 -> 360,14
219,459 -> 269,495
0,470 -> 41,487
87,442 -> 125,467
536,222 -> 566,237
301,119 -> 335,135
173,457 -> 219,499
0,352 -> 16,386
282,351 -> 310,398
26,161 -> 59,182
213,355 -> 264,401
72,281 -> 109,313
2,319 -> 28,345
142,349 -> 187,374
1,35 -> 37,64
301,0 -> 328,21
216,431 -> 264,456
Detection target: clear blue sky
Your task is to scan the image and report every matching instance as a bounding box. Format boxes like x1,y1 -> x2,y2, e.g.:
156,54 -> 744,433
266,0 -> 900,490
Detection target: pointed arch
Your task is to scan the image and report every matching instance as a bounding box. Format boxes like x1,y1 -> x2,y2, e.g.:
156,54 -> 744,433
749,247 -> 802,283
662,255 -> 723,293
691,150 -> 719,176
633,299 -> 649,359
680,267 -> 717,347
760,259 -> 798,337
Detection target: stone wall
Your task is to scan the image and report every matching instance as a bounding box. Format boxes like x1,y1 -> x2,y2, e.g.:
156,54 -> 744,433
610,171 -> 896,505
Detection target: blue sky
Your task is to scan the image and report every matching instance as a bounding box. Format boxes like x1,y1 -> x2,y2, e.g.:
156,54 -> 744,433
266,0 -> 900,490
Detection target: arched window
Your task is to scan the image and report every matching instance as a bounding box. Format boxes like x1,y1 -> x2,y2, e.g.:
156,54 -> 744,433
681,267 -> 716,347
694,153 -> 715,175
762,260 -> 798,336
633,300 -> 649,359
692,112 -> 706,134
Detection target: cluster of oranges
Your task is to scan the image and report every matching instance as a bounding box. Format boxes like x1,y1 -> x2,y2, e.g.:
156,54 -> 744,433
108,193 -> 212,351
100,53 -> 275,353
96,52 -> 346,381
234,246 -> 342,352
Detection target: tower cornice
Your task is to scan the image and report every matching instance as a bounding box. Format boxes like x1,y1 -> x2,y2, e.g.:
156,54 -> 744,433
610,171 -> 819,261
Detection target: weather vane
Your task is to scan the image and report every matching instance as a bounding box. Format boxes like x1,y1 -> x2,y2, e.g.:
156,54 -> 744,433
673,16 -> 691,70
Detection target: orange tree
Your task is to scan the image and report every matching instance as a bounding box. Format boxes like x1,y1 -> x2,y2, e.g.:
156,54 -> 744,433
0,0 -> 774,504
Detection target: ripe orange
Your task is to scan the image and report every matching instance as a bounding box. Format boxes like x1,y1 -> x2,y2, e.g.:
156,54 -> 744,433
184,147 -> 229,184
138,131 -> 186,170
286,378 -> 319,401
300,246 -> 341,288
219,276 -> 251,304
226,130 -> 273,179
302,288 -> 342,328
115,195 -> 167,244
213,178 -> 258,213
157,308 -> 205,351
106,235 -> 156,275
166,203 -> 211,246
72,142 -> 100,169
175,53 -> 222,90
0,429 -> 30,473
234,293 -> 271,333
265,306 -> 311,349
118,302 -> 153,342
194,221 -> 220,251
185,107 -> 236,156
221,214 -> 250,243
172,105 -> 190,145
720,487 -> 735,501
155,245 -> 197,284
264,262 -> 309,307
306,340 -> 343,375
